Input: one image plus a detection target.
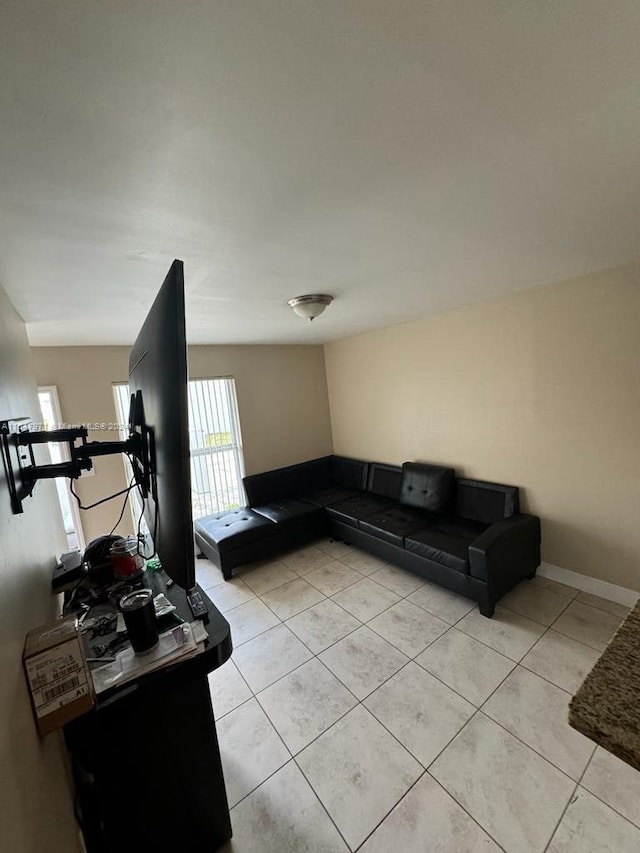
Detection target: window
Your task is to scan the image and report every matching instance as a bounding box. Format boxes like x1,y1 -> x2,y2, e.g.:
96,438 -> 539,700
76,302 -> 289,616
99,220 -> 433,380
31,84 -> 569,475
113,377 -> 245,525
37,386 -> 85,551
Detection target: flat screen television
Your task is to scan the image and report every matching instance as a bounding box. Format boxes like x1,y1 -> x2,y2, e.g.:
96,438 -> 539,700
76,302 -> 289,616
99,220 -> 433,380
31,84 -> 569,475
128,259 -> 195,591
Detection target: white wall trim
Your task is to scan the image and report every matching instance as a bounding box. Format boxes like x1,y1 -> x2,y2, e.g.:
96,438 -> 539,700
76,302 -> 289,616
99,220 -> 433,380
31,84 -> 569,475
539,562 -> 639,607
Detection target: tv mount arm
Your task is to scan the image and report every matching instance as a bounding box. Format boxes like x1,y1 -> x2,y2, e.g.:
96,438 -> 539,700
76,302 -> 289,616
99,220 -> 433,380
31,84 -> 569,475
1,418 -> 151,515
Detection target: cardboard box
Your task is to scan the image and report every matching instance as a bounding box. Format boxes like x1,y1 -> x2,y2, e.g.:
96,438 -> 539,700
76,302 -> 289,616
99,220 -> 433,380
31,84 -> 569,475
23,615 -> 95,736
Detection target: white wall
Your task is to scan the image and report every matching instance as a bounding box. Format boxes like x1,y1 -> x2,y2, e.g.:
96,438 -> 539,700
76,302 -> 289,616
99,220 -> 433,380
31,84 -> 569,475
0,283 -> 79,850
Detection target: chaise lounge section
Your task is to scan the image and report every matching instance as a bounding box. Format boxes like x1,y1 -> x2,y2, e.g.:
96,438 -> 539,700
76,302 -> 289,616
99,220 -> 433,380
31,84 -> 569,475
194,454 -> 541,617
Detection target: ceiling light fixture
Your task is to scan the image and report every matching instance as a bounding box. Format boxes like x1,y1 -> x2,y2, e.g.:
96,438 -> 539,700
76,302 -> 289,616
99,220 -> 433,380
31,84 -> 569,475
287,293 -> 333,321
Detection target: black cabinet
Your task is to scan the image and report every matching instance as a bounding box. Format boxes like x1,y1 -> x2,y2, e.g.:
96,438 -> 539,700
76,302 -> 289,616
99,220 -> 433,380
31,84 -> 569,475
65,584 -> 233,852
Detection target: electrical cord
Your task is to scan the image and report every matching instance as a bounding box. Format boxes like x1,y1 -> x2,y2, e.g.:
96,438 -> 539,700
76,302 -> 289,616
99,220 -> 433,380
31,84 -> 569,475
69,477 -> 134,511
135,482 -> 146,555
62,576 -> 87,616
108,475 -> 136,536
124,450 -> 160,561
68,450 -> 158,558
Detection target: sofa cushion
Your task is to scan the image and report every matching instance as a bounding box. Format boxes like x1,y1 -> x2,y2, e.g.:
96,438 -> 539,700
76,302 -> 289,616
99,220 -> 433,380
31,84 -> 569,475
244,457 -> 331,506
456,478 -> 519,524
300,486 -> 359,508
399,462 -> 455,513
433,516 -> 488,540
330,456 -> 369,490
326,493 -> 393,527
367,463 -> 403,500
359,505 -> 435,547
404,528 -> 472,574
252,498 -> 323,526
195,508 -> 277,554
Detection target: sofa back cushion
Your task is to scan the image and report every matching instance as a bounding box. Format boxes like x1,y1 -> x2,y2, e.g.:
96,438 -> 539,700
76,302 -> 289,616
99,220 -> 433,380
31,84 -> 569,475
455,478 -> 520,524
367,463 -> 402,501
244,457 -> 330,506
399,462 -> 455,513
330,456 -> 369,490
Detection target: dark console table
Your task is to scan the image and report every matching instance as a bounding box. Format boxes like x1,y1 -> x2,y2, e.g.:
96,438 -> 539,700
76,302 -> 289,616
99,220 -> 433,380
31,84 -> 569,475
64,579 -> 233,852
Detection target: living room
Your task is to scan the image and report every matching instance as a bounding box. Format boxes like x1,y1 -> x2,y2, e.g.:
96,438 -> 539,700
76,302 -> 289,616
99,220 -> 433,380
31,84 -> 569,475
1,3 -> 640,852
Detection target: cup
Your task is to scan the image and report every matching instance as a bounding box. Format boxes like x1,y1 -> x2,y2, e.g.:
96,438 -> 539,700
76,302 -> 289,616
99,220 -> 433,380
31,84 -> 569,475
110,537 -> 145,580
120,588 -> 159,654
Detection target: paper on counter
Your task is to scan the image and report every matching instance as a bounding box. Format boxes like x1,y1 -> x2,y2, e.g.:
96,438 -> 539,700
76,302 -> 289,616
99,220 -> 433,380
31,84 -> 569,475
91,623 -> 199,694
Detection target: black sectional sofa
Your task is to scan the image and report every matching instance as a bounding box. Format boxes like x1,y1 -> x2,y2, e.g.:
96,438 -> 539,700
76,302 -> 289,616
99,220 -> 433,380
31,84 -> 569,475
195,454 -> 541,618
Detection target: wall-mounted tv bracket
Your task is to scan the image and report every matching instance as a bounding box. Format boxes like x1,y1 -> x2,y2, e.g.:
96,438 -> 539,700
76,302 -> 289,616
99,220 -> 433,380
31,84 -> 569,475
1,415 -> 150,515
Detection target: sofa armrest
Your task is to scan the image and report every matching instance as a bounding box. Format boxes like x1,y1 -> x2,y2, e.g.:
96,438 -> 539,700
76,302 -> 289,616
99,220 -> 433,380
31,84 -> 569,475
468,514 -> 541,583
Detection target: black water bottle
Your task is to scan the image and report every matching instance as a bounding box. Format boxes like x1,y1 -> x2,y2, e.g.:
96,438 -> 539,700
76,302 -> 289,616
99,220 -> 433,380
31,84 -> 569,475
120,588 -> 159,654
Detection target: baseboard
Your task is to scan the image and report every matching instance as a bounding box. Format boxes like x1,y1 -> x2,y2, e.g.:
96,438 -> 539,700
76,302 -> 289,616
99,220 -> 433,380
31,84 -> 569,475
538,562 -> 639,607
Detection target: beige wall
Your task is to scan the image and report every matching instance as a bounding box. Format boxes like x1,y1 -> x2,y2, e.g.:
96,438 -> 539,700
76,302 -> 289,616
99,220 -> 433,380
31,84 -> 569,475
31,345 -> 333,543
0,284 -> 78,850
325,263 -> 640,591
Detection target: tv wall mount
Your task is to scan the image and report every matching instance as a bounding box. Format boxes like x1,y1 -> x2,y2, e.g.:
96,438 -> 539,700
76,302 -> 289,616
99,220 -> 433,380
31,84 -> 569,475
0,393 -> 151,514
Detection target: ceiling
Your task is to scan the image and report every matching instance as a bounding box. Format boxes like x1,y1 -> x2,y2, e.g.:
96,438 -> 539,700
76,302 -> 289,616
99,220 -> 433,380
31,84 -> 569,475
1,1 -> 639,346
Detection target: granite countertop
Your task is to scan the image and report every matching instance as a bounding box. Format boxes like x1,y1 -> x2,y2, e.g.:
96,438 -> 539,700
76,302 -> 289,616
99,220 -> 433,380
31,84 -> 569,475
569,599 -> 640,770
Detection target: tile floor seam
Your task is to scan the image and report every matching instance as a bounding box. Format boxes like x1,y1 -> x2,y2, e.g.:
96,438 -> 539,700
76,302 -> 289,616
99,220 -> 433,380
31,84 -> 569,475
222,657 -> 257,708
572,748 -> 640,834
548,623 -> 611,653
256,653 -> 361,710
254,665 -> 360,757
422,645 -> 570,813
455,617 -> 546,664
364,615 -> 448,661
499,586 -> 574,629
220,705 -> 294,810
541,744 -> 597,853
410,622 -> 509,709
473,705 -> 580,786
427,706 -> 576,853
515,657 -> 593,698
359,667 -> 472,772
532,576 -> 579,601
227,756 -> 297,814
479,666 -> 594,782
547,599 -> 622,651
230,625 -> 324,692
349,769 -> 429,853
233,560 -> 295,589
425,771 -> 508,853
328,591 -> 401,625
318,649 -> 413,710
214,692 -> 254,721
574,592 -> 635,617
291,754 -> 359,852
582,790 -> 640,836
304,569 -> 370,598
226,590 -> 324,648
518,621 -> 597,667
406,598 -> 475,626
355,663 -> 436,767
286,614 -> 364,657
265,654 -> 441,784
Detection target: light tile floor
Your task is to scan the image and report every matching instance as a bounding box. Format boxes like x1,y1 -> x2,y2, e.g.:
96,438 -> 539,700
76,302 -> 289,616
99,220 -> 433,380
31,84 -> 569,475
198,539 -> 639,852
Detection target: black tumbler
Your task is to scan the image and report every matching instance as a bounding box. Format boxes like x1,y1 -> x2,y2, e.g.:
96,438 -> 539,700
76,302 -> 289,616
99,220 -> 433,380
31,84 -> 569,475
120,588 -> 159,654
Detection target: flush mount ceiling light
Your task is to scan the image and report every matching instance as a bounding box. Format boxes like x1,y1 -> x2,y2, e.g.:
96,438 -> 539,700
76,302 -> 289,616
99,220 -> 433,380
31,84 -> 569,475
287,293 -> 333,321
